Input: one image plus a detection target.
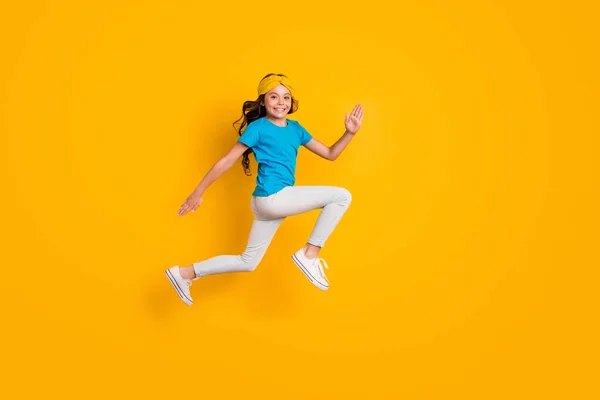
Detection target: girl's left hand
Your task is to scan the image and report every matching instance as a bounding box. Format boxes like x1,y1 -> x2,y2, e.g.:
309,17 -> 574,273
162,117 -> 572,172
345,104 -> 364,134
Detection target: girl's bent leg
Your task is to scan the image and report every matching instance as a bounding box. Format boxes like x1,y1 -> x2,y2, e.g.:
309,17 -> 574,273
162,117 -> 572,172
257,186 -> 352,248
255,186 -> 352,291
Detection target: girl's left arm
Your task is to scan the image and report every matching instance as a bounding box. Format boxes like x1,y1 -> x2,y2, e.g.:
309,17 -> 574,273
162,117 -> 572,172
304,104 -> 363,161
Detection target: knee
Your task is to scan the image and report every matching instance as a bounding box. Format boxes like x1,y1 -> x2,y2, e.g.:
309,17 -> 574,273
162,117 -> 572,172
238,254 -> 261,272
337,188 -> 352,207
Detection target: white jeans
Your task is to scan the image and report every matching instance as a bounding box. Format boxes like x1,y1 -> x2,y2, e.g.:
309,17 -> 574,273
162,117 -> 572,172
193,185 -> 352,278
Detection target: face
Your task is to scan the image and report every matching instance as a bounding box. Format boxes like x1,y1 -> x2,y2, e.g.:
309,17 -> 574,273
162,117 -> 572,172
262,84 -> 292,121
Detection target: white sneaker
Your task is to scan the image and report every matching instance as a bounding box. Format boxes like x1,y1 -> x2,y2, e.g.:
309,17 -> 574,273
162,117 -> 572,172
165,266 -> 193,306
291,249 -> 330,291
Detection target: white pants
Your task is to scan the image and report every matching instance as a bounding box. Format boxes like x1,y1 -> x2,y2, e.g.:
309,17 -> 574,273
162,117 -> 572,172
193,185 -> 352,278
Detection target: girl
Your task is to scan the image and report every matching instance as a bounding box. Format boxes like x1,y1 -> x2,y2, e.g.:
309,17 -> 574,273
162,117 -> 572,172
166,73 -> 363,306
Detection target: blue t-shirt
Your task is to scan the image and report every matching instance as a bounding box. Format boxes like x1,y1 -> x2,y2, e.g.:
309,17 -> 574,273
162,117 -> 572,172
237,117 -> 313,197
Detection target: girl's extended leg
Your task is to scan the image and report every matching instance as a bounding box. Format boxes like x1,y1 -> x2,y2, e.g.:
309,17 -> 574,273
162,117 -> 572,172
191,216 -> 283,277
166,198 -> 284,305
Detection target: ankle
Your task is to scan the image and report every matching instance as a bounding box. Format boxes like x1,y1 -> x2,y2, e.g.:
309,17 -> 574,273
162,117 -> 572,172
179,265 -> 196,280
303,244 -> 321,259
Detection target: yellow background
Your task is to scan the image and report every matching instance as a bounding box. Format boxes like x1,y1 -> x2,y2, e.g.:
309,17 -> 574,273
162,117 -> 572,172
1,1 -> 598,398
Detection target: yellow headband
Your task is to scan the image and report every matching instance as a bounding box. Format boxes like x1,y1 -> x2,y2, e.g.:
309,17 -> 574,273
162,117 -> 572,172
258,74 -> 295,97
257,74 -> 299,113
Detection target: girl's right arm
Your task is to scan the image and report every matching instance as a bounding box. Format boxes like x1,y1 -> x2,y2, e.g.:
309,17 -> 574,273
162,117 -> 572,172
178,142 -> 249,216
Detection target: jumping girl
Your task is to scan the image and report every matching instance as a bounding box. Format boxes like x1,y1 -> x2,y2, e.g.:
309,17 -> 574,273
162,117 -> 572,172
166,73 -> 364,306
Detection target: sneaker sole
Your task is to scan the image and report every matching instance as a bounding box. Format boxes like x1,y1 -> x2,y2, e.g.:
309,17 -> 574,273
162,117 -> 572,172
165,269 -> 193,306
291,254 -> 329,291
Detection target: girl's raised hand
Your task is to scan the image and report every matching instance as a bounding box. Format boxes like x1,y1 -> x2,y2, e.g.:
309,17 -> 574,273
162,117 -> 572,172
345,104 -> 364,134
178,191 -> 203,216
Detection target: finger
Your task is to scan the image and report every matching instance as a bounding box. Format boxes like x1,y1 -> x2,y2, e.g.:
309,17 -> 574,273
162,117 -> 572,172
179,202 -> 190,215
352,105 -> 359,117
355,105 -> 363,119
179,202 -> 189,213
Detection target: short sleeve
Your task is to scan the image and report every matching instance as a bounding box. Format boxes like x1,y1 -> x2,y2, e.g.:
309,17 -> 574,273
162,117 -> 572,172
297,122 -> 313,145
238,122 -> 260,148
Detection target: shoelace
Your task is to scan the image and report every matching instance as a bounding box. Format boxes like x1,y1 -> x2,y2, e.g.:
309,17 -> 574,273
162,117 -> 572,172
312,258 -> 330,283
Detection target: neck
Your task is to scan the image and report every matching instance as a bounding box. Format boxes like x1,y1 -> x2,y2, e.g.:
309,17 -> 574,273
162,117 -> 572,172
266,115 -> 287,127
